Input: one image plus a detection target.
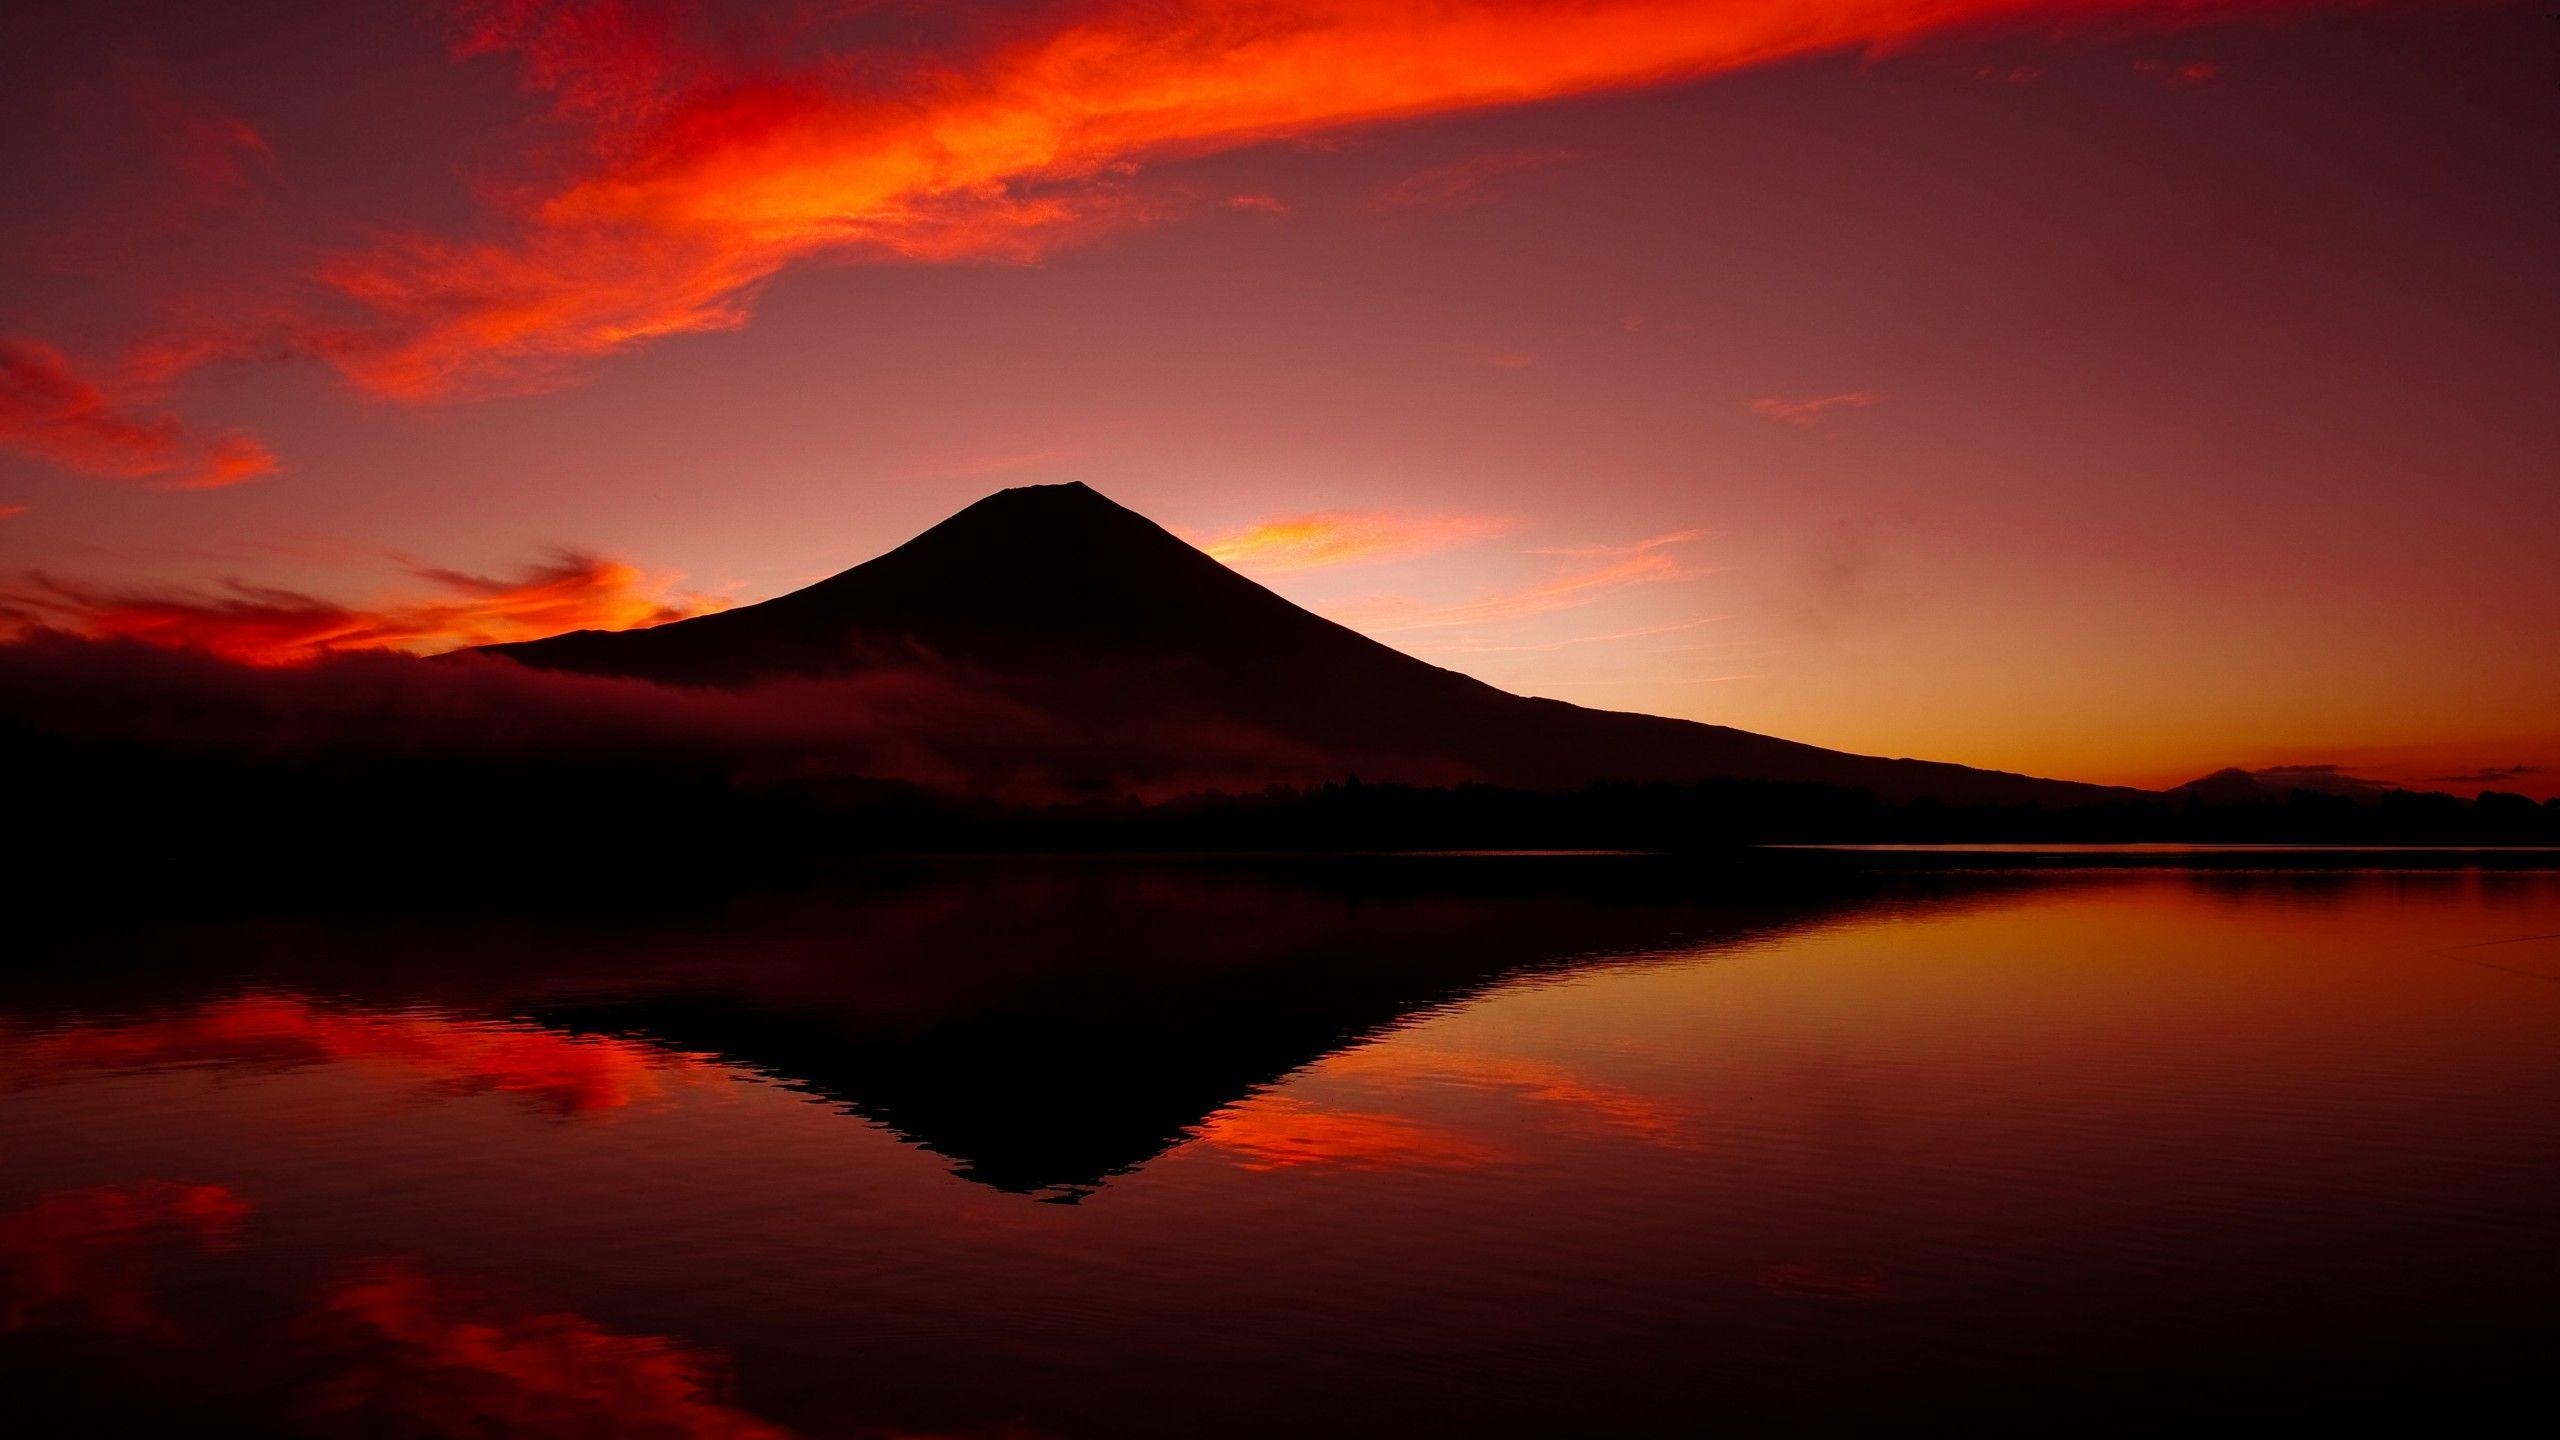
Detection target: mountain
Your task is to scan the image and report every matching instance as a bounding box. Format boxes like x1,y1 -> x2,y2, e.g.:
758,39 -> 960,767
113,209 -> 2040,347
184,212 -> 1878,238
2170,765 -> 2400,803
482,482 -> 2123,805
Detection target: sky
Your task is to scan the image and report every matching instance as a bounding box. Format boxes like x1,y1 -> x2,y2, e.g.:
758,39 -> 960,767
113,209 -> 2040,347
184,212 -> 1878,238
0,0 -> 2552,796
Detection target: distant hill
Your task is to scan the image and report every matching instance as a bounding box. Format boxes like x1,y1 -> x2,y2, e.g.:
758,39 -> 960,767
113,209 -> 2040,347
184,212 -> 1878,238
2170,765 -> 2402,803
483,482 -> 2127,806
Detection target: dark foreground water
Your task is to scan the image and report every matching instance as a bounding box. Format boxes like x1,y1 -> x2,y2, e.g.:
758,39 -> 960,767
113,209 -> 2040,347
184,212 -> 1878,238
4,856 -> 2556,1435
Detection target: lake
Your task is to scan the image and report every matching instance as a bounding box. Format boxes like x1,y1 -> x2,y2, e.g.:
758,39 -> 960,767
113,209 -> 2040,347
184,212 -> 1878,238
5,855 -> 2556,1434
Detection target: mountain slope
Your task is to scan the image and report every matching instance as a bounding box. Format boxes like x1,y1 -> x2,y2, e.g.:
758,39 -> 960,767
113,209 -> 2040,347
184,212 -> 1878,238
483,482 -> 2123,805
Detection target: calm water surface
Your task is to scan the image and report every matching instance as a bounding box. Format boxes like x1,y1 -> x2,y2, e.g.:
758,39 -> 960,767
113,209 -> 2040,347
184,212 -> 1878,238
4,859 -> 2556,1434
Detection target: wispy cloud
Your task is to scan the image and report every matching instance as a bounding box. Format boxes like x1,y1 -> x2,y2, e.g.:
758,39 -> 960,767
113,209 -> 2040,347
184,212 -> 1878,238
6,550 -> 725,665
1528,672 -> 1759,688
1225,192 -> 1289,214
1412,616 -> 1730,655
133,1 -> 2328,406
1354,528 -> 1705,633
1530,529 -> 1706,560
1749,391 -> 1877,424
2135,58 -> 2221,87
33,61 -> 281,274
1373,147 -> 1580,213
0,339 -> 278,489
129,70 -> 276,212
1198,509 -> 1512,574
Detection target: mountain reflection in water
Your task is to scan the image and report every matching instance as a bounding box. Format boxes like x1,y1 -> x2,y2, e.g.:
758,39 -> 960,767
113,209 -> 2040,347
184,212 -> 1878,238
4,857 -> 2557,1436
10,860 -> 1927,1196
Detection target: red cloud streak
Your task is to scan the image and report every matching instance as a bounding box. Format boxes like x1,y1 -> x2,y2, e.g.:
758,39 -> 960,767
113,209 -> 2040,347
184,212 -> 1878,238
5,550 -> 724,665
1199,509 -> 1511,572
282,0 -> 2322,400
1749,391 -> 1878,423
0,339 -> 278,488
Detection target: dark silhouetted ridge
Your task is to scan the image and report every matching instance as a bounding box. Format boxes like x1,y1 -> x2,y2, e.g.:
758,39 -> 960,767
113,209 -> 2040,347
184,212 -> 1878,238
483,481 -> 2126,805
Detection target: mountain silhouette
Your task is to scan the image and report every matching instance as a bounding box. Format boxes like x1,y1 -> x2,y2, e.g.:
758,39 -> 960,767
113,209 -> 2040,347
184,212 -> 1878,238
7,857 -> 1992,1197
2170,765 -> 2397,802
522,863 -> 1957,1195
484,481 -> 2116,804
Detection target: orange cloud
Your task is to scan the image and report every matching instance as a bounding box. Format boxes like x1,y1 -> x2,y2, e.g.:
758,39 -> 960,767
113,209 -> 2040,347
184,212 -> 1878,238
1352,528 -> 1704,633
302,1262 -> 794,1439
1,994 -> 717,1117
0,505 -> 26,520
0,338 -> 279,488
1191,1095 -> 1502,1172
6,549 -> 725,665
1412,615 -> 1731,655
0,1182 -> 250,1336
289,0 -> 2317,401
1529,528 -> 1707,560
1749,390 -> 1878,424
174,432 -> 283,490
1199,509 -> 1511,573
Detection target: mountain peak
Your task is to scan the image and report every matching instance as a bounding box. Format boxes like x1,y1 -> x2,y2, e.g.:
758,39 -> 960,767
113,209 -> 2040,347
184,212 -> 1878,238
953,479 -> 1121,519
911,479 -> 1174,553
482,479 -> 1310,686
963,479 -> 1107,512
478,482 -> 2125,806
875,480 -> 1228,595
